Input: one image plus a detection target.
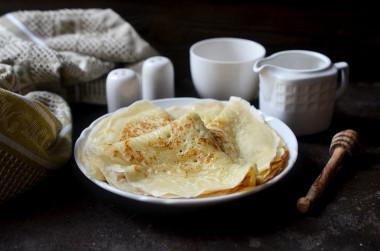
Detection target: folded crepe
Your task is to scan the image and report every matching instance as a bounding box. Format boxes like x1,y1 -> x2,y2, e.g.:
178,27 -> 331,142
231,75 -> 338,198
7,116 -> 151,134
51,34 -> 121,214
80,97 -> 288,198
166,100 -> 225,125
206,97 -> 288,184
96,112 -> 256,198
80,100 -> 172,181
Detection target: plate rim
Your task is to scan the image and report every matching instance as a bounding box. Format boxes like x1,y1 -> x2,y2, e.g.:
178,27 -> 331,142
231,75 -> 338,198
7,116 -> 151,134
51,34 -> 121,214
74,97 -> 298,207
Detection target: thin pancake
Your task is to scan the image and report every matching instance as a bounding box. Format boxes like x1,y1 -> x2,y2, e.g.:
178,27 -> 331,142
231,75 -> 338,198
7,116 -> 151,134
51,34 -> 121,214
207,97 -> 287,179
166,101 -> 224,125
97,112 -> 256,198
80,100 -> 172,180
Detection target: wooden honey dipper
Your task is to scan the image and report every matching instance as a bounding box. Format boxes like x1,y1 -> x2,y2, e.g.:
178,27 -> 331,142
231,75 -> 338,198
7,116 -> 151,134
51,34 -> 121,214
297,129 -> 361,214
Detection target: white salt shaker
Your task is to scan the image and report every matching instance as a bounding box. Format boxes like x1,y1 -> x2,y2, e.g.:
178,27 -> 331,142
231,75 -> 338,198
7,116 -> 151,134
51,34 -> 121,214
106,68 -> 140,113
142,56 -> 174,100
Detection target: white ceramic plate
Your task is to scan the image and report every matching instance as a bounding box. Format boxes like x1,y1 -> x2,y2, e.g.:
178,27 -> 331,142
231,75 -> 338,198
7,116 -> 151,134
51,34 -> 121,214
74,98 -> 298,207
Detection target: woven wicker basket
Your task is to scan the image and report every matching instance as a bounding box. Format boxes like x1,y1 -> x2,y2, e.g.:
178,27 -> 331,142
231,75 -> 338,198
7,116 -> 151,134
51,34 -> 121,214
0,142 -> 50,204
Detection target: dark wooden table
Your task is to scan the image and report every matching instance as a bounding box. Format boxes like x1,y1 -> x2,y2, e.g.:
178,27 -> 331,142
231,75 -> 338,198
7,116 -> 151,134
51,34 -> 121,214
1,83 -> 379,250
1,1 -> 380,250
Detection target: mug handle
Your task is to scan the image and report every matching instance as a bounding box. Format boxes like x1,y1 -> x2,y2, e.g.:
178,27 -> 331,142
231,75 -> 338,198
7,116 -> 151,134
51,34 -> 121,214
334,62 -> 349,99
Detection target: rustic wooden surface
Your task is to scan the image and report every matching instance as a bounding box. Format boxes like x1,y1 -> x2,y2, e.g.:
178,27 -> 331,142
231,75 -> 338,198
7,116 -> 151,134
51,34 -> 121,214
1,83 -> 379,250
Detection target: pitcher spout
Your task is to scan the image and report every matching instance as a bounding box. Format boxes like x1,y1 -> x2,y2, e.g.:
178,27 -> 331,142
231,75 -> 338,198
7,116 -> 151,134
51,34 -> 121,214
253,58 -> 271,73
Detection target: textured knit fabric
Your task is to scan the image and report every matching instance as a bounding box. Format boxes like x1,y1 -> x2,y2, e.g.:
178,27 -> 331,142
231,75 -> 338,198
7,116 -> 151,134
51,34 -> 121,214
0,89 -> 72,203
0,8 -> 157,103
0,9 -> 157,203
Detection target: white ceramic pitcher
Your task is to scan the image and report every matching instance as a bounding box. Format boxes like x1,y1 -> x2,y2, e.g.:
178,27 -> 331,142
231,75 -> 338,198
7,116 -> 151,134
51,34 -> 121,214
253,50 -> 348,136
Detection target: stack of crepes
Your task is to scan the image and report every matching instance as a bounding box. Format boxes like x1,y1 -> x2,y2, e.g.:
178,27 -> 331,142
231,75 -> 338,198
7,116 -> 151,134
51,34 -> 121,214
80,97 -> 288,199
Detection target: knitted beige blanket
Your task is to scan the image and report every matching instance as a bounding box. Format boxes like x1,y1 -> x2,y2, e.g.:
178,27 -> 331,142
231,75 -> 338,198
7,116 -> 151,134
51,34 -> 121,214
0,9 -> 157,203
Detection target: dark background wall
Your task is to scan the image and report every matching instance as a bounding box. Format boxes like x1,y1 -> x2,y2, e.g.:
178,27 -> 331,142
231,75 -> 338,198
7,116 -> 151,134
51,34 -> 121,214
1,0 -> 378,96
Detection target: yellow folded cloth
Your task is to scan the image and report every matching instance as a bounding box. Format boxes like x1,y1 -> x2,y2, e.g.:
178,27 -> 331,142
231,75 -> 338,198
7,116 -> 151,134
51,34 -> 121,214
0,88 -> 72,203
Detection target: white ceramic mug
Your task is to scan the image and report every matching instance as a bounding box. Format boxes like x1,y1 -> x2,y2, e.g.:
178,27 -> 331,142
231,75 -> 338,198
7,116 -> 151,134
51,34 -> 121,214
253,50 -> 348,136
190,37 -> 266,100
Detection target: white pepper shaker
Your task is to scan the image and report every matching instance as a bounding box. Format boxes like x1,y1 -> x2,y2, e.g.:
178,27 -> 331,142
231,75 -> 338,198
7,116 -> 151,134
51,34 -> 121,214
142,56 -> 174,100
106,68 -> 140,113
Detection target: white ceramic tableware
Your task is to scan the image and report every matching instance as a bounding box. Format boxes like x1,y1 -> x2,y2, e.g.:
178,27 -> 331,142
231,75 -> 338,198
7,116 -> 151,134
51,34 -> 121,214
106,68 -> 141,113
74,97 -> 298,207
142,56 -> 175,100
253,50 -> 348,136
190,38 -> 266,101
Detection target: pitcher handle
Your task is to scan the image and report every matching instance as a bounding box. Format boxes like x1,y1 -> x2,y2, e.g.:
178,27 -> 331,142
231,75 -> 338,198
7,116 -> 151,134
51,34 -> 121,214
334,62 -> 349,99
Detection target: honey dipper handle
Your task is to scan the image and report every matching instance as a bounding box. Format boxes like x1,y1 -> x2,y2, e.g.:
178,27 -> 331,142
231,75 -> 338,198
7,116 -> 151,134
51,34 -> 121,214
297,147 -> 347,214
297,129 -> 360,214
